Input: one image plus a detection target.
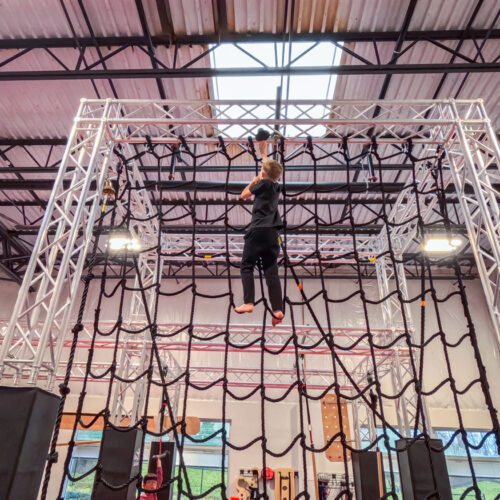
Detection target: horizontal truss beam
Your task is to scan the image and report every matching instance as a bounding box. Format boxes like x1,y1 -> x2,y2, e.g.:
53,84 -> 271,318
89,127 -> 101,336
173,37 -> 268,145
1,63 -> 499,81
0,321 -> 406,389
0,364 -> 356,392
1,29 -> 498,49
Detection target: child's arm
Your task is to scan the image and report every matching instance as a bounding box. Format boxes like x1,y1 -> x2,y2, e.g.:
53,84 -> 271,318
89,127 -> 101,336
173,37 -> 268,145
156,456 -> 163,489
258,140 -> 270,169
241,175 -> 261,200
240,139 -> 268,199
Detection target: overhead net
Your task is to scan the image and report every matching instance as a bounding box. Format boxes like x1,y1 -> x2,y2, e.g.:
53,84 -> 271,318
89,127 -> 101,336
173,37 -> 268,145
41,137 -> 499,500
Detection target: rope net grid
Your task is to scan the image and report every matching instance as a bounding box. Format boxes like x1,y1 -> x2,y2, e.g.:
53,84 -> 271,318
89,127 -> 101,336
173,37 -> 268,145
41,136 -> 500,500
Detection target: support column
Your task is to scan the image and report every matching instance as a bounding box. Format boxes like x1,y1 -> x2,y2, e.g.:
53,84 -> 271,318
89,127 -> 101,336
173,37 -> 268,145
448,99 -> 500,346
0,99 -> 113,385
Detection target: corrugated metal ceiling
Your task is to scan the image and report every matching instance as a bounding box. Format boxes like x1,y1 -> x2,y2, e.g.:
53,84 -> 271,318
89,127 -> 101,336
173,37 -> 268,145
0,0 -> 498,234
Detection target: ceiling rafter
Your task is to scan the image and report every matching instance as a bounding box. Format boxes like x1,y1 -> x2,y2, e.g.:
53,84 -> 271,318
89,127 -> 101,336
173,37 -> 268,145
1,62 -> 498,81
1,29 -> 499,50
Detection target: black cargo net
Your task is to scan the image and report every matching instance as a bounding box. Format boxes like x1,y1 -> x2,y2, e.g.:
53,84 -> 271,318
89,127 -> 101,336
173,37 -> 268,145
41,137 -> 499,500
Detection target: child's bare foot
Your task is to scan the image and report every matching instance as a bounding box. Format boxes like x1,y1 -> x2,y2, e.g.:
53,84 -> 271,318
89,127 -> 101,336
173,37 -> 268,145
272,311 -> 284,326
234,303 -> 254,314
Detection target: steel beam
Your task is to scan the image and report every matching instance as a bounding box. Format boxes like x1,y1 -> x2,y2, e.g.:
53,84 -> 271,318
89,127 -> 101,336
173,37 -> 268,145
0,197 -> 465,208
8,224 -> 467,237
0,138 -> 67,146
1,63 -> 499,81
0,29 -> 499,49
0,220 -> 32,283
0,178 -> 407,192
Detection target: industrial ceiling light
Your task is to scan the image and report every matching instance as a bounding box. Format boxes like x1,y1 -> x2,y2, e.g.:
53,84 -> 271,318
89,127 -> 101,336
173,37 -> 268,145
421,235 -> 463,254
107,228 -> 141,252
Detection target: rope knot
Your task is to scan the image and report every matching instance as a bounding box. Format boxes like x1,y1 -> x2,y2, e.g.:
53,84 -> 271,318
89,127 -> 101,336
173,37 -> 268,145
72,323 -> 84,334
58,383 -> 70,396
83,273 -> 94,283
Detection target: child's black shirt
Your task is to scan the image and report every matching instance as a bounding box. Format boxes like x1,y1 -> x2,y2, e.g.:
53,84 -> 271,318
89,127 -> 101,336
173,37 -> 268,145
248,178 -> 283,230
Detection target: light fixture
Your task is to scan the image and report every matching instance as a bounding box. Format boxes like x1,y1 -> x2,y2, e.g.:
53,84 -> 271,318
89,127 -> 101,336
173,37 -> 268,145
421,235 -> 463,254
107,228 -> 141,252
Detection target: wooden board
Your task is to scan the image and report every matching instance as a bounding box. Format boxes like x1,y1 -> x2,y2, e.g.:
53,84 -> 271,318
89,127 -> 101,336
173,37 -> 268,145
158,416 -> 201,435
61,413 -> 200,435
321,394 -> 351,462
274,468 -> 295,500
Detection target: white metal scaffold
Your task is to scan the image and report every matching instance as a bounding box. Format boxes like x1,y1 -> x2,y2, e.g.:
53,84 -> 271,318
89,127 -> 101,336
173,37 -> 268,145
0,98 -> 498,443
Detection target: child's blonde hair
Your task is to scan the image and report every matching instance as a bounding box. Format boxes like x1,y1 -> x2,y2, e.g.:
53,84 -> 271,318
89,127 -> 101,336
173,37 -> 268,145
263,160 -> 283,182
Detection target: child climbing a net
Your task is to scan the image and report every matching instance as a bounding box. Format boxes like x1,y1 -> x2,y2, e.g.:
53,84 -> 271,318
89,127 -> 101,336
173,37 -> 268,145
234,130 -> 284,326
140,456 -> 163,500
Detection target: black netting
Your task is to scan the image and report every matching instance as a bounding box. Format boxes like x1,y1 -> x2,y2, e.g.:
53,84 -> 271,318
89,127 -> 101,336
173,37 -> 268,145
41,137 -> 500,500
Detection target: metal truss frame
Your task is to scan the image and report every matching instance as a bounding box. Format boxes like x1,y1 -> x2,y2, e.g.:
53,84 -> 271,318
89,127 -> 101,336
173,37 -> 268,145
0,98 -> 498,444
359,117 -> 457,438
0,99 -> 114,384
0,320 -> 402,391
447,100 -> 500,345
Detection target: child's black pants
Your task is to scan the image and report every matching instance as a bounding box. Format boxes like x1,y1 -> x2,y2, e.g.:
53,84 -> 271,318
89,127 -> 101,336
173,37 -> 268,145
240,228 -> 283,312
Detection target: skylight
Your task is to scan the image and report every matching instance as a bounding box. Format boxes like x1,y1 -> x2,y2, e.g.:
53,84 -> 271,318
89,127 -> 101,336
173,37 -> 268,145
209,42 -> 343,138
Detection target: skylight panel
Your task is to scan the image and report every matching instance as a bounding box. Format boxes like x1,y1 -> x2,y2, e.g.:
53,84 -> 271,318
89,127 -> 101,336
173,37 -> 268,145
210,42 -> 343,138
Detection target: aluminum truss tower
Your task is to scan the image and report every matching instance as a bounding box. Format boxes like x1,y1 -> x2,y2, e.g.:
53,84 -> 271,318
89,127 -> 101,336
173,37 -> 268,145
0,99 -> 499,442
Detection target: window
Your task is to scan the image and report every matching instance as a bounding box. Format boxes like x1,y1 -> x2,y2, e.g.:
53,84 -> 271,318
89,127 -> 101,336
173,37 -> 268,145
63,431 -> 101,499
384,473 -> 500,499
362,427 -> 500,499
361,427 -> 499,459
185,419 -> 230,447
434,429 -> 499,459
449,476 -> 500,499
209,42 -> 343,138
64,457 -> 97,499
173,466 -> 227,500
173,419 -> 230,499
63,422 -> 230,499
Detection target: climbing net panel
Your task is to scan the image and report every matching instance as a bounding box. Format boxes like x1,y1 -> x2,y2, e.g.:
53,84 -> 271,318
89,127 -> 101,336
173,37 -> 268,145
4,100 -> 497,500
36,133 -> 500,500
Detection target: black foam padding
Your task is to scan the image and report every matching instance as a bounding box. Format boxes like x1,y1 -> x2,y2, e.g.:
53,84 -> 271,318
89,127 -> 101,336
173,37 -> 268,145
352,451 -> 385,499
148,441 -> 176,499
0,386 -> 59,500
92,427 -> 143,500
396,438 -> 452,500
